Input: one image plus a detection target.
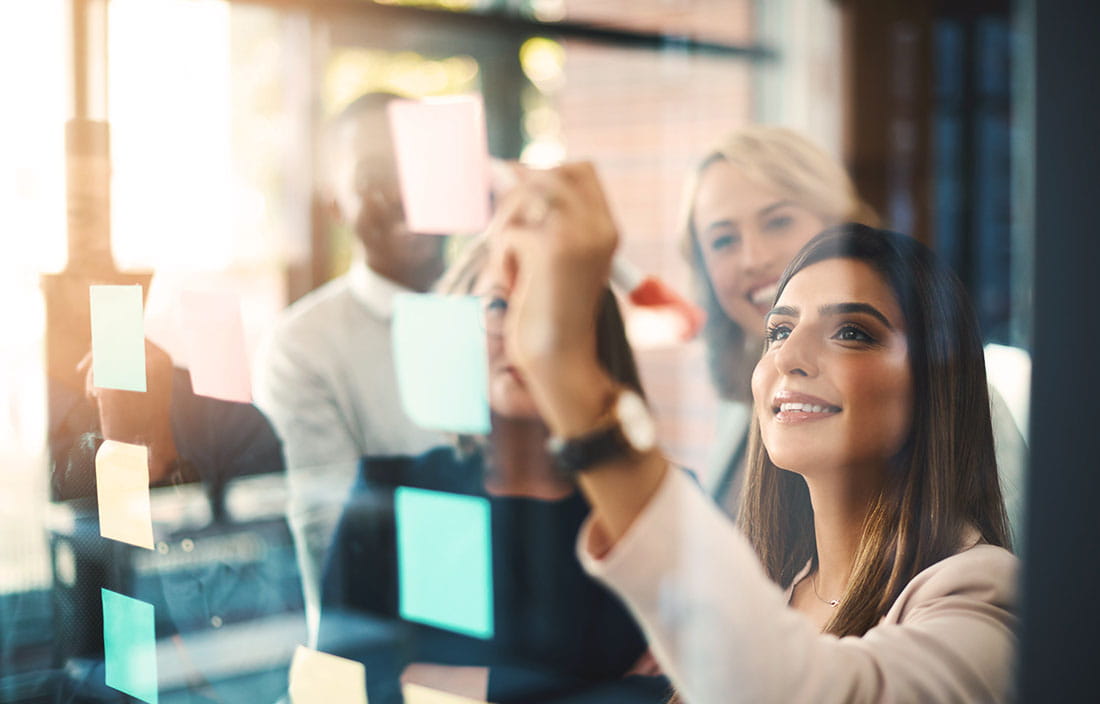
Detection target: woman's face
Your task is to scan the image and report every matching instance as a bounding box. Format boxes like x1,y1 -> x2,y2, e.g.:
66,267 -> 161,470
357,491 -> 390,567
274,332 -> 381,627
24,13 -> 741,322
693,161 -> 829,340
751,258 -> 913,478
474,268 -> 542,421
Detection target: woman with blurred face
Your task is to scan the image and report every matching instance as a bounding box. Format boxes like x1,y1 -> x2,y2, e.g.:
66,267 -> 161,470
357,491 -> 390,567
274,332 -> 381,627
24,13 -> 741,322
686,128 -> 879,395
492,164 -> 1016,701
318,237 -> 669,704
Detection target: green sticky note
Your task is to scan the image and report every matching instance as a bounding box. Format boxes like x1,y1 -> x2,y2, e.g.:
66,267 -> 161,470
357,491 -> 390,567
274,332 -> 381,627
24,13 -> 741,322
396,487 -> 493,639
102,588 -> 158,704
392,293 -> 490,434
90,285 -> 147,392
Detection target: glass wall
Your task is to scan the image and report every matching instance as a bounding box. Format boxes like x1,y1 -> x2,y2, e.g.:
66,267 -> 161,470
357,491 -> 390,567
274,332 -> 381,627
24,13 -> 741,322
1,1 -> 1031,702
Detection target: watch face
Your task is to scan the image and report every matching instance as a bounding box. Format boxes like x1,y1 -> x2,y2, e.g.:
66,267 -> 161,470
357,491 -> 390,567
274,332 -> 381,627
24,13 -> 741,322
617,390 -> 657,452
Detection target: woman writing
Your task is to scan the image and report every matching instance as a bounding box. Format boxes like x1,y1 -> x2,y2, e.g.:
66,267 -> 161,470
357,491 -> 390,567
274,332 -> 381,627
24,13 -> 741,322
319,236 -> 668,703
490,163 -> 1016,702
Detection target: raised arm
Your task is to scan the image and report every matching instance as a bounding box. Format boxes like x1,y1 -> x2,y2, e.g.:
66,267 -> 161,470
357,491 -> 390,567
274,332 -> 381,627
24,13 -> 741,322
491,162 -> 668,546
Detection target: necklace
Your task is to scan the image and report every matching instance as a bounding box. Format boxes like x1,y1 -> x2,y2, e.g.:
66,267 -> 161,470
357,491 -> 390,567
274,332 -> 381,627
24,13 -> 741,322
811,571 -> 841,608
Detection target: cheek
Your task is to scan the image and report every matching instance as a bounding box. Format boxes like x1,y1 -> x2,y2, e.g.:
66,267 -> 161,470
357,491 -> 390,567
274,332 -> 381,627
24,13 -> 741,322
702,252 -> 757,329
750,354 -> 776,420
488,372 -> 539,420
787,217 -> 827,251
846,359 -> 914,454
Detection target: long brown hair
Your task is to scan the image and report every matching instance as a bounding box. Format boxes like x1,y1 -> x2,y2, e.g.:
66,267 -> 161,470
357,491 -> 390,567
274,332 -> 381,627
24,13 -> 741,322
680,126 -> 879,400
737,224 -> 1011,637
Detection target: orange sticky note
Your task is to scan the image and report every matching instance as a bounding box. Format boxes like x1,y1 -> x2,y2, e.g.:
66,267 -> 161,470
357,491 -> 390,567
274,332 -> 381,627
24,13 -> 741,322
388,95 -> 491,234
95,440 -> 154,550
288,646 -> 367,704
179,290 -> 251,403
403,682 -> 489,704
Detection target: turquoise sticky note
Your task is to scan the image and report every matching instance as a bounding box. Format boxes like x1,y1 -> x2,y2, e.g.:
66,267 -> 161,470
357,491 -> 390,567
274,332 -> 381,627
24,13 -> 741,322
392,294 -> 490,434
102,588 -> 158,704
90,285 -> 147,392
396,487 -> 493,639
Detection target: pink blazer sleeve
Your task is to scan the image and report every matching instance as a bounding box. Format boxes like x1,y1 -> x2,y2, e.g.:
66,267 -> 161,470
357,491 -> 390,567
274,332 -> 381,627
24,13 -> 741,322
577,468 -> 1018,703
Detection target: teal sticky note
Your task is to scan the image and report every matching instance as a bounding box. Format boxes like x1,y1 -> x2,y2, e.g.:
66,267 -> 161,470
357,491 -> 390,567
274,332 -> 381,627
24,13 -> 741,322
90,285 -> 147,392
101,588 -> 158,703
392,294 -> 490,434
396,487 -> 493,639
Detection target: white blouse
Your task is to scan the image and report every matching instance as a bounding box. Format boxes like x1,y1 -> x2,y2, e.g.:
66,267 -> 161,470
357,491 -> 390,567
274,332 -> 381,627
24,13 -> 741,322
577,468 -> 1018,703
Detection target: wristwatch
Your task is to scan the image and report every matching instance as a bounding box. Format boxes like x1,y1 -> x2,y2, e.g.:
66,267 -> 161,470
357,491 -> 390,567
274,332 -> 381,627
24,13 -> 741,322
546,388 -> 657,475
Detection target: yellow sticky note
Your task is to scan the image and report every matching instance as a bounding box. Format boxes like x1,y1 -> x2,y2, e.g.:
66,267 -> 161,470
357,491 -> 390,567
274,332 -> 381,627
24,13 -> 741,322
95,440 -> 154,550
403,683 -> 490,704
288,645 -> 367,704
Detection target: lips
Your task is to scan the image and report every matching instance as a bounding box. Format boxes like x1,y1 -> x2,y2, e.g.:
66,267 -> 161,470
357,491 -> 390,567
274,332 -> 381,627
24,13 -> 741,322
746,280 -> 779,316
749,281 -> 779,306
770,390 -> 841,423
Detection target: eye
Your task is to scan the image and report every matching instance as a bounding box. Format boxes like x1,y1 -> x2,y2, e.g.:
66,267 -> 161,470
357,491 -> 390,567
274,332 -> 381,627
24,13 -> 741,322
709,232 -> 740,252
765,322 -> 792,345
485,296 -> 508,314
763,214 -> 794,232
482,296 -> 508,336
833,324 -> 874,344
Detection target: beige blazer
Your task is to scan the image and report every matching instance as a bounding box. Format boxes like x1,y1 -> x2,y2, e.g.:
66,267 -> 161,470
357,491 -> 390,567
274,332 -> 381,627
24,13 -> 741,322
578,469 -> 1018,703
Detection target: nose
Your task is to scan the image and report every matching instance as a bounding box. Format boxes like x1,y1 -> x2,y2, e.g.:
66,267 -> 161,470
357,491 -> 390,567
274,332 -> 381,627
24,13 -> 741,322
772,326 -> 818,378
739,230 -> 773,277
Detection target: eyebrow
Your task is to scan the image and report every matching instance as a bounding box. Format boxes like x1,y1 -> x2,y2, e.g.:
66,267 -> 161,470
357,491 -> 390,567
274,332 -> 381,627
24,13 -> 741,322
756,200 -> 797,218
702,218 -> 738,237
765,302 -> 896,331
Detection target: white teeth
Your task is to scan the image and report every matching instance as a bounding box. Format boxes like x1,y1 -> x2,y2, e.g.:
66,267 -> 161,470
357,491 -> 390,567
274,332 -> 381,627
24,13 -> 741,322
778,402 -> 834,413
750,283 -> 778,306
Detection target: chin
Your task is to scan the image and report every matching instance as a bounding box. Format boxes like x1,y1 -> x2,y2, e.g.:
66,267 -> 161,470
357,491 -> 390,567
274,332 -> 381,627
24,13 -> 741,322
489,403 -> 541,422
762,449 -> 813,474
488,392 -> 541,422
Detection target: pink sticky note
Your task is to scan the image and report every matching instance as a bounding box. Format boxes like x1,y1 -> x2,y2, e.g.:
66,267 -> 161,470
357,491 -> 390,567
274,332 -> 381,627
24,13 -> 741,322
388,95 -> 491,235
179,290 -> 251,403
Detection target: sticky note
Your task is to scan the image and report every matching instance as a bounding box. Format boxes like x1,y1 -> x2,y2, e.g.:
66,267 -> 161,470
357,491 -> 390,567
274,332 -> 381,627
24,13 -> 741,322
102,588 -> 158,704
403,683 -> 489,704
90,285 -> 147,392
288,645 -> 367,704
95,440 -> 154,550
396,487 -> 493,639
392,294 -> 490,434
179,290 -> 251,403
388,95 -> 491,234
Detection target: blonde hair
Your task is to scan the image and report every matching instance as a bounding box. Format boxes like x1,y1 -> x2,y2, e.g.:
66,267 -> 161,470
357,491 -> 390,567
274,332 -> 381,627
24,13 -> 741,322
681,125 -> 879,400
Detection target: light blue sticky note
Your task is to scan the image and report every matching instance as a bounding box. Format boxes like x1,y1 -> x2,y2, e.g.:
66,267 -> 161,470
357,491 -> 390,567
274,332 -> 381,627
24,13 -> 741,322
101,588 -> 158,704
89,285 -> 147,392
396,487 -> 493,639
392,294 -> 490,434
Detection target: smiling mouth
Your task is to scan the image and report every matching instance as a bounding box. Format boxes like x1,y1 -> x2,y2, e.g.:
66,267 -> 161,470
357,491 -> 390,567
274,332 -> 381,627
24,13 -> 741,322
771,402 -> 842,423
747,281 -> 779,315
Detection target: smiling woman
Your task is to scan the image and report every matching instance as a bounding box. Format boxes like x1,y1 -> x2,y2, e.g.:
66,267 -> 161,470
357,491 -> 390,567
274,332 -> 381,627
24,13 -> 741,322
740,225 -> 1010,638
753,261 -> 913,491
